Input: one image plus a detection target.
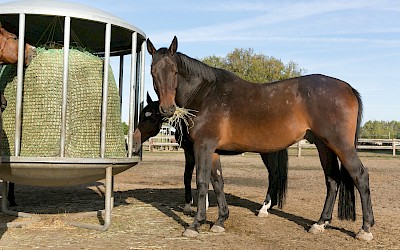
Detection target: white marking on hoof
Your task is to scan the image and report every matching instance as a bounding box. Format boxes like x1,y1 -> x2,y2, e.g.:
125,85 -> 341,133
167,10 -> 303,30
257,201 -> 271,218
182,229 -> 199,238
183,203 -> 193,215
308,223 -> 326,234
356,229 -> 373,241
211,225 -> 225,233
217,169 -> 221,176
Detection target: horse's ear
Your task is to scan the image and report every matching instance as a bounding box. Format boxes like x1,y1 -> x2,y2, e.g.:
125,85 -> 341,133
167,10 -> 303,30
169,36 -> 178,55
146,38 -> 156,56
146,92 -> 153,104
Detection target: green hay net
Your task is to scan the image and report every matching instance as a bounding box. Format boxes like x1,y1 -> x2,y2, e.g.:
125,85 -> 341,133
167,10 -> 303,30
0,49 -> 126,158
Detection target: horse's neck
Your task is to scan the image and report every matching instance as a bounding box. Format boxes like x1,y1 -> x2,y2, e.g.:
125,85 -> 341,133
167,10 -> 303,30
176,74 -> 212,108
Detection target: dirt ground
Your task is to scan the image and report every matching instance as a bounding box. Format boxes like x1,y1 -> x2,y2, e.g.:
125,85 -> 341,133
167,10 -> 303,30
0,150 -> 399,249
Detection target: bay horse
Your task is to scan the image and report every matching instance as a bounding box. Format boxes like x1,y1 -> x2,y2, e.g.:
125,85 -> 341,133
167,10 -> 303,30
132,93 -> 288,216
0,22 -> 36,66
146,36 -> 374,241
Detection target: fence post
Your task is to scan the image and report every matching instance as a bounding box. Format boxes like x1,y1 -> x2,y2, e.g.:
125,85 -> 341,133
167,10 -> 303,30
149,138 -> 153,152
393,139 -> 396,157
297,140 -> 302,157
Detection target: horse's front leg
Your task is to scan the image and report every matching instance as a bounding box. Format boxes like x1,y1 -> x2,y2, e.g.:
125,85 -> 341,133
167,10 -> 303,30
210,153 -> 229,233
182,144 -> 214,238
183,148 -> 195,215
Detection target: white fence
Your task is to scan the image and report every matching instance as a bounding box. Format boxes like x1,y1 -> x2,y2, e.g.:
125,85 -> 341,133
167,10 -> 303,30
143,137 -> 399,156
143,136 -> 179,152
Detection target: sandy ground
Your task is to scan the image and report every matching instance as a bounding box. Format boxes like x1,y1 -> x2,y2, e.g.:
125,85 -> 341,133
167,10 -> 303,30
0,150 -> 399,249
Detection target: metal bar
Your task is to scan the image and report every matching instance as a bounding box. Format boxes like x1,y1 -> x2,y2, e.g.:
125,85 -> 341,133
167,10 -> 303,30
14,14 -> 26,157
1,181 -> 32,220
138,42 -> 146,159
139,41 -> 146,112
60,16 -> 71,157
66,166 -> 113,231
127,32 -> 138,158
100,23 -> 112,158
118,55 -> 124,109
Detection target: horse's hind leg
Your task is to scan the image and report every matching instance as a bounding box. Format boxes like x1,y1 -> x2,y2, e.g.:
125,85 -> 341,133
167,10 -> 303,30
337,148 -> 374,241
210,153 -> 229,233
258,149 -> 288,217
307,135 -> 340,234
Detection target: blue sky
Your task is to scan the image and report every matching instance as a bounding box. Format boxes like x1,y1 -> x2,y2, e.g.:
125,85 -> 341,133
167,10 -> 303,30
3,0 -> 400,122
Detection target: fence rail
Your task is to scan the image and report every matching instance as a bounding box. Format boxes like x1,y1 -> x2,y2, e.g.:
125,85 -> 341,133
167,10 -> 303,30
143,137 -> 399,156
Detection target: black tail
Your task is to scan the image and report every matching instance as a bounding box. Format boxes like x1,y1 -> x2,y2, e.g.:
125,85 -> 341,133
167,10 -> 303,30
338,88 -> 363,221
338,166 -> 356,220
262,148 -> 288,209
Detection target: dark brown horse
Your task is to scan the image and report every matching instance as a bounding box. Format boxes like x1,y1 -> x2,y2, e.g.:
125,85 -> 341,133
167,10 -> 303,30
146,37 -> 374,241
132,93 -> 288,216
0,22 -> 36,66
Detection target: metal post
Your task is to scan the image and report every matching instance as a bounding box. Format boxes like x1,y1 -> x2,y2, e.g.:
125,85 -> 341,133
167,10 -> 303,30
127,32 -> 138,158
139,41 -> 146,110
60,16 -> 71,157
100,23 -> 112,158
1,181 -> 33,229
14,14 -> 26,157
66,166 -> 113,231
118,55 -> 124,108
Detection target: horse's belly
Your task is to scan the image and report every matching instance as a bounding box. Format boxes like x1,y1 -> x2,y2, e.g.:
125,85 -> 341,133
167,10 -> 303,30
218,124 -> 305,153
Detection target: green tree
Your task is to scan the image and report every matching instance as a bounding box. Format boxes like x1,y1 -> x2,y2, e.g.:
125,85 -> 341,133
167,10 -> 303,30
361,120 -> 400,139
200,48 -> 305,83
121,122 -> 129,135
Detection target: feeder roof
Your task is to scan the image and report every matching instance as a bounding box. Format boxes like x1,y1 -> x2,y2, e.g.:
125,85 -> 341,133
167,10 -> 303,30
0,0 -> 146,55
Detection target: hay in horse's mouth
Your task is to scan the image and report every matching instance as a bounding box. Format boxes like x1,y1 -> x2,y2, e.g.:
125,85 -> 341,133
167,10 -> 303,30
164,107 -> 197,145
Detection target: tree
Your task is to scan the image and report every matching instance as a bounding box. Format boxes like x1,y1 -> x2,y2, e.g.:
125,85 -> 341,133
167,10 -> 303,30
121,122 -> 129,135
360,120 -> 400,139
200,48 -> 305,83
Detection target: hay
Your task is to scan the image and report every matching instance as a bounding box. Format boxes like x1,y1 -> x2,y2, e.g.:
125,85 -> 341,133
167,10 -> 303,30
0,48 -> 126,157
164,107 -> 197,145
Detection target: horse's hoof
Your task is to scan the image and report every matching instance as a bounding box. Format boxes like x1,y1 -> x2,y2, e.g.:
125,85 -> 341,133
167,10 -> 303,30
308,223 -> 325,234
210,225 -> 225,233
183,203 -> 193,216
182,229 -> 199,238
257,210 -> 268,218
355,229 -> 373,241
9,201 -> 18,207
257,202 -> 270,218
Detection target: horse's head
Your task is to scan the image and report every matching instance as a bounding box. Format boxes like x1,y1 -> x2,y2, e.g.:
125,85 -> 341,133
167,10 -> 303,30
0,22 -> 36,66
132,93 -> 163,154
147,36 -> 178,118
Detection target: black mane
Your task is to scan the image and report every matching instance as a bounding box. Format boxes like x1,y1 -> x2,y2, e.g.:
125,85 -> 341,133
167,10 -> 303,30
176,52 -> 236,83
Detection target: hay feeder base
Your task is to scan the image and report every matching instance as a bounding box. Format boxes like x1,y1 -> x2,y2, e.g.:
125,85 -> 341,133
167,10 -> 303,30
0,157 -> 138,230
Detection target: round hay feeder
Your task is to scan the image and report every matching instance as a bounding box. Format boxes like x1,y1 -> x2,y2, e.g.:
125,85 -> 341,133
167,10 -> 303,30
0,0 -> 146,230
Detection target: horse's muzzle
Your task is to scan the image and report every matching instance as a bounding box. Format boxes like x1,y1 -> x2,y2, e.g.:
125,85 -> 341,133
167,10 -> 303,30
132,129 -> 142,154
159,104 -> 176,118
